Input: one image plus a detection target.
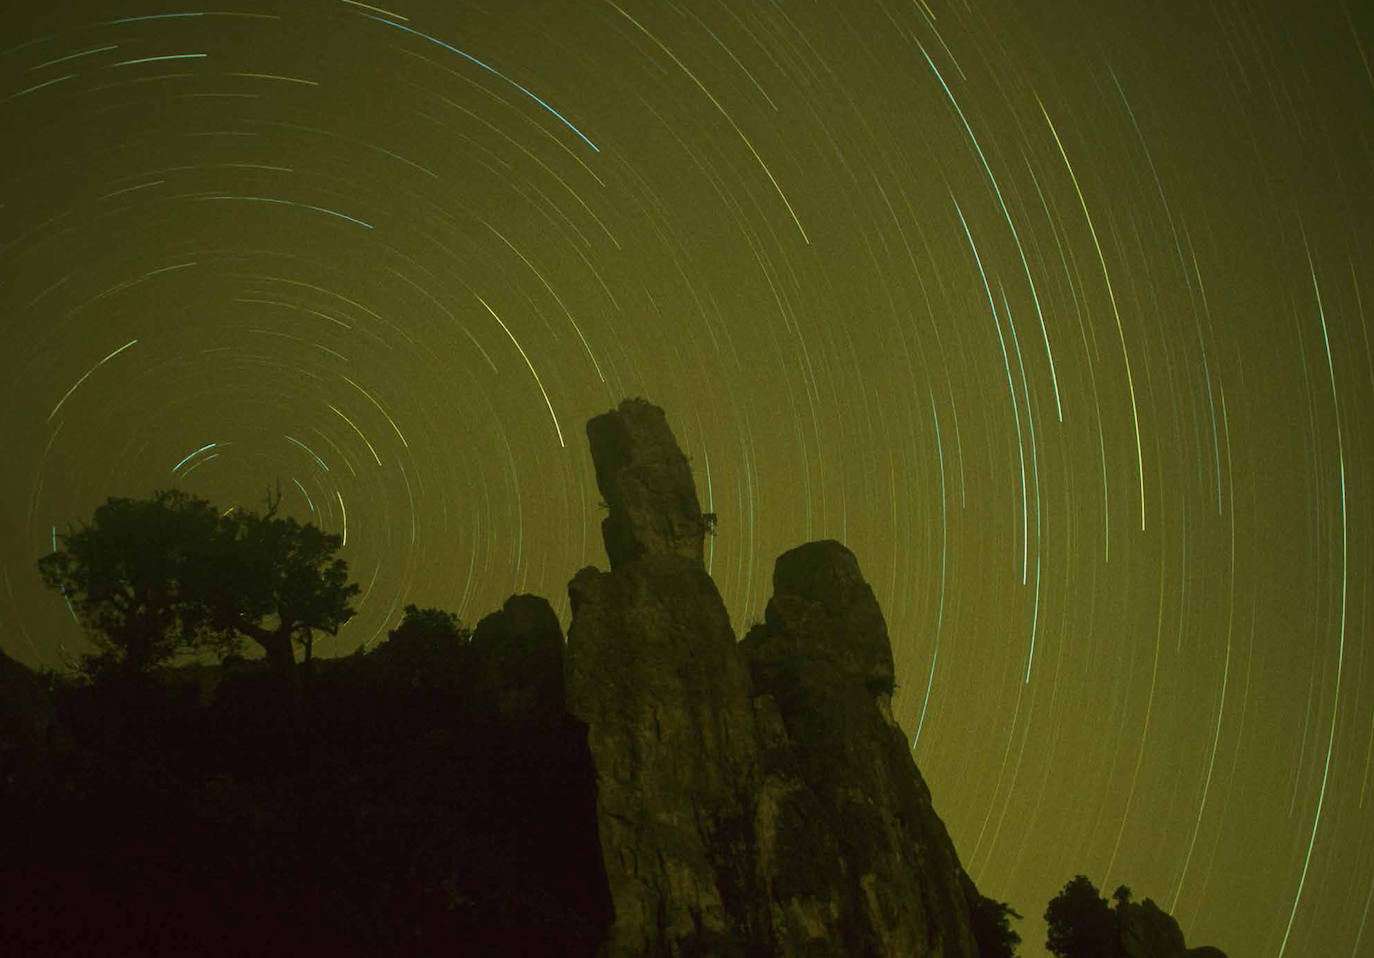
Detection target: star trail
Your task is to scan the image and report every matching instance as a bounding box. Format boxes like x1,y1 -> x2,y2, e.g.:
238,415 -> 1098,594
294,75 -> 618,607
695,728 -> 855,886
3,1 -> 1372,955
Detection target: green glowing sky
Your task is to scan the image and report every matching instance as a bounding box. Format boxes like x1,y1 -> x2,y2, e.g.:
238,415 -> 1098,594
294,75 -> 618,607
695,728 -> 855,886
3,1 -> 1372,954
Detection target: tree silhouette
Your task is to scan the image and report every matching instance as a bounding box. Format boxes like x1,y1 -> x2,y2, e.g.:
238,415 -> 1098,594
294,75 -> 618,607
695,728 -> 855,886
970,894 -> 1022,958
39,486 -> 358,691
38,490 -> 225,678
385,604 -> 468,649
369,604 -> 471,695
1044,875 -> 1121,958
192,484 -> 359,685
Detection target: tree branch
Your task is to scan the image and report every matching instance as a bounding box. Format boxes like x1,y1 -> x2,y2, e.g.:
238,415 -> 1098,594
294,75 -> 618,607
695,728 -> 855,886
230,615 -> 277,646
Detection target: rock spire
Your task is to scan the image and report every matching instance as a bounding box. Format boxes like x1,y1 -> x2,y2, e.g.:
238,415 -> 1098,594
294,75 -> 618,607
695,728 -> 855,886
566,398 -> 985,957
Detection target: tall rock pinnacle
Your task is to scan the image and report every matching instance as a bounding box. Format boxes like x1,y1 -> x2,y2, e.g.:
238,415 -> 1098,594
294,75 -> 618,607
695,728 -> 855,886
568,399 -> 986,958
585,398 -> 707,569
743,541 -> 981,957
567,399 -> 762,956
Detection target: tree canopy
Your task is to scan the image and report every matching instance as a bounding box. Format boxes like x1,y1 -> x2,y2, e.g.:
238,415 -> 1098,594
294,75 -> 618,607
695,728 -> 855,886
1044,874 -> 1121,958
970,894 -> 1022,958
367,604 -> 471,693
38,490 -> 225,677
202,493 -> 359,676
39,486 -> 358,682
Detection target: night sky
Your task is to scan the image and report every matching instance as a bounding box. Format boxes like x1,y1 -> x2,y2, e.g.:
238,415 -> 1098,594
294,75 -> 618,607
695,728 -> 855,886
3,1 -> 1373,954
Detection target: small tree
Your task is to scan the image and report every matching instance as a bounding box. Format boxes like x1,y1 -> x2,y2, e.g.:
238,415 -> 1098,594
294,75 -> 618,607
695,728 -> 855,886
195,485 -> 359,684
39,486 -> 358,692
1045,875 -> 1121,958
38,490 -> 225,678
372,604 -> 470,687
386,604 -> 467,647
971,894 -> 1022,958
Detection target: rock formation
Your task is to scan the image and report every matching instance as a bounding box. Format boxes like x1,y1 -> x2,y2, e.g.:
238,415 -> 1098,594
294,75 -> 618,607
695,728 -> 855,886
566,398 -> 984,957
469,593 -> 567,722
5,397 -> 1235,958
568,399 -> 763,955
1117,893 -> 1229,958
587,398 -> 709,568
743,540 -> 981,957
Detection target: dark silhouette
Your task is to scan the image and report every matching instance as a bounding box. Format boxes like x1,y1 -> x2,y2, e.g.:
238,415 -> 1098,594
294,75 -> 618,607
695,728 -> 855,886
1045,875 -> 1120,958
371,603 -> 471,680
7,400 -> 1230,958
39,485 -> 359,704
3,596 -> 610,957
971,894 -> 1023,958
1045,874 -> 1229,958
37,489 -> 226,677
193,482 -> 359,684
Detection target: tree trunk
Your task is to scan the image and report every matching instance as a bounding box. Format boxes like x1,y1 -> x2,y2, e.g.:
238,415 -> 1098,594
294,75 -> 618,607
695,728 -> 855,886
262,629 -> 296,678
259,628 -> 304,734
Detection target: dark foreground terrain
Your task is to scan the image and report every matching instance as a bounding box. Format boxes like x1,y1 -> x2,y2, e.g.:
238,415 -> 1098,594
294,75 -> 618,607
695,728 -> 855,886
2,630 -> 611,958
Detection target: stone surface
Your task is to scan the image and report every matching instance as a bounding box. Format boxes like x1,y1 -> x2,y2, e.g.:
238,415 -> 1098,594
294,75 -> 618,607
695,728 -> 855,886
469,593 -> 566,722
743,540 -> 980,958
749,688 -> 850,956
586,398 -> 707,569
567,557 -> 763,957
567,399 -> 986,958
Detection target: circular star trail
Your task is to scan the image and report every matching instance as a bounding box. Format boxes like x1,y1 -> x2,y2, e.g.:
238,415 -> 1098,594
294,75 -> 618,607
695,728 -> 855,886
3,2 -> 1372,955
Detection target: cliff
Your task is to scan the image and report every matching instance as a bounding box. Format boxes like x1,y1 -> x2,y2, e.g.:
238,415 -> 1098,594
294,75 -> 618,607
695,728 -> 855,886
566,398 -> 984,957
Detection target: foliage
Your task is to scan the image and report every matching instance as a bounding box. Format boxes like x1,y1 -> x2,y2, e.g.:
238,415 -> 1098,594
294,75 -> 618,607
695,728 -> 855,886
370,604 -> 470,689
38,486 -> 359,682
1044,875 -> 1121,958
199,496 -> 360,672
971,894 -> 1022,958
38,490 -> 225,677
386,604 -> 468,645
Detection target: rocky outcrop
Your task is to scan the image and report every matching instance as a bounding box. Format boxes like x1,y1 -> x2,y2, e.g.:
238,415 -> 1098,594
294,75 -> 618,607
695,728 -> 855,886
566,398 -> 983,958
568,400 -> 762,955
587,398 -> 708,569
742,540 -> 981,957
567,557 -> 764,956
1117,895 -> 1228,958
469,594 -> 567,722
